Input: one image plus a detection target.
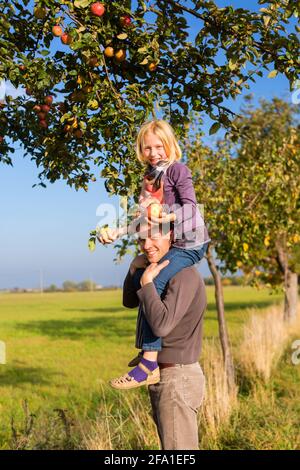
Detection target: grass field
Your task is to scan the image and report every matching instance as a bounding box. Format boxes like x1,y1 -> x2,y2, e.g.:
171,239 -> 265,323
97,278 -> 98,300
1,286 -> 298,449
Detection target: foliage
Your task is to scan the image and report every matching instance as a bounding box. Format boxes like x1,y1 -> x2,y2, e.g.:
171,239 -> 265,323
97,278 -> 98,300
0,0 -> 299,196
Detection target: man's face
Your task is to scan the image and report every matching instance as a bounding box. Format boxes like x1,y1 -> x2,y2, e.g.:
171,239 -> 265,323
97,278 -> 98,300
138,226 -> 172,263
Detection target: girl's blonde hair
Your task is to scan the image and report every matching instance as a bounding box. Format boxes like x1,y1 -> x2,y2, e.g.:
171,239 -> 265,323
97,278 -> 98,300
135,119 -> 182,164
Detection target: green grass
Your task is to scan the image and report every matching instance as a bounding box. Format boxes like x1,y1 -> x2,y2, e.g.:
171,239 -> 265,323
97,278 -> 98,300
0,286 -> 292,449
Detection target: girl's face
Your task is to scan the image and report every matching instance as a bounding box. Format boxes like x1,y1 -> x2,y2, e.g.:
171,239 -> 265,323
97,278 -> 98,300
142,132 -> 168,166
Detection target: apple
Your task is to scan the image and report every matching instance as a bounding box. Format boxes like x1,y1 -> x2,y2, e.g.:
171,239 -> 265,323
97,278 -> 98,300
44,95 -> 53,106
25,88 -> 32,96
61,33 -> 72,45
104,46 -> 114,57
41,104 -> 51,113
33,104 -> 41,113
90,3 -> 105,17
114,49 -> 126,62
64,124 -> 71,133
39,120 -> 48,129
148,62 -> 157,72
19,65 -> 26,72
88,56 -> 99,67
37,112 -> 47,120
147,203 -> 162,220
52,25 -> 63,37
120,15 -> 132,27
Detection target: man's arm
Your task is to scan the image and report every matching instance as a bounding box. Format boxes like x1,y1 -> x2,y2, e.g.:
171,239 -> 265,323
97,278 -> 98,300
137,268 -> 202,337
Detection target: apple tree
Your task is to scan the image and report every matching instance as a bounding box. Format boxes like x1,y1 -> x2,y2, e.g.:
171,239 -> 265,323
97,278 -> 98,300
0,0 -> 299,196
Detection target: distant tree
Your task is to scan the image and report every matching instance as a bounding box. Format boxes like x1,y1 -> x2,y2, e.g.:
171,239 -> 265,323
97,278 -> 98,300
62,280 -> 78,291
46,283 -> 58,292
78,279 -> 96,291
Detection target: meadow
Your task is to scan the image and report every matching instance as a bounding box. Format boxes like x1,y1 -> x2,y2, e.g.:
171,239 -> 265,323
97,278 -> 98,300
0,286 -> 299,450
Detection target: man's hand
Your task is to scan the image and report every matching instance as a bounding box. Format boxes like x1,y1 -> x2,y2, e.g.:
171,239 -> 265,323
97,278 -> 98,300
140,260 -> 170,287
129,254 -> 149,275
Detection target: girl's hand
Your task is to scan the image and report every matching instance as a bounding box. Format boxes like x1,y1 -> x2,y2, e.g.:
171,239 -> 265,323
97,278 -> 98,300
140,260 -> 170,287
146,212 -> 177,225
129,254 -> 149,275
97,227 -> 119,245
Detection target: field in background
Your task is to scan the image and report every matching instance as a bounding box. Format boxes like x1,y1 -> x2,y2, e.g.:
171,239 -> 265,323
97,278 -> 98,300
0,286 -> 293,449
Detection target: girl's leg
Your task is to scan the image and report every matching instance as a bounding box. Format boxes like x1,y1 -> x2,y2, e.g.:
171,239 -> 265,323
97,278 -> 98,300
142,242 -> 209,352
122,243 -> 209,388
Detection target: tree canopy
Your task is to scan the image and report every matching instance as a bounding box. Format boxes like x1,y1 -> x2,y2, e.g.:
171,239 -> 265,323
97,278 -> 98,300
0,0 -> 299,194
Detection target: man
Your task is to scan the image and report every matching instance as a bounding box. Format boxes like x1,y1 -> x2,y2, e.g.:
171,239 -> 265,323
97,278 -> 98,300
120,222 -> 207,451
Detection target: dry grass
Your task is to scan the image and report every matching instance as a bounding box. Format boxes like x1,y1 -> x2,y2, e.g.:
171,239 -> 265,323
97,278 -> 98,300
238,303 -> 300,383
199,341 -> 238,443
82,385 -> 159,450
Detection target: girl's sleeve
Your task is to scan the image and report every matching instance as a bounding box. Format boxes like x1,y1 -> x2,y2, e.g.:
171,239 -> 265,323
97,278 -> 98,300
168,163 -> 198,225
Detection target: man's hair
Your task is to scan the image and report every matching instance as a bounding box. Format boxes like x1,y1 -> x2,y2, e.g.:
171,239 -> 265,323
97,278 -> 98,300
136,219 -> 174,241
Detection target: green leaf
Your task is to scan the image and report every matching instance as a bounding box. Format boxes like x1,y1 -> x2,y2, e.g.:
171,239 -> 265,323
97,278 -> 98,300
117,33 -> 128,40
209,122 -> 221,135
74,0 -> 90,8
268,70 -> 278,78
88,238 -> 96,252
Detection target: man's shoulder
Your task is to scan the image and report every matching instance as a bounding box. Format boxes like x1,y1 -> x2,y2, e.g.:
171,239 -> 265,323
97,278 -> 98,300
171,266 -> 204,287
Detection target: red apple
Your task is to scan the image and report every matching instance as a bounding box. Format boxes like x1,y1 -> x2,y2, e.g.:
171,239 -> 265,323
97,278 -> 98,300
147,203 -> 162,220
44,95 -> 53,106
90,2 -> 105,17
37,112 -> 47,120
120,15 -> 132,27
25,88 -> 32,96
61,33 -> 72,45
33,104 -> 41,113
39,120 -> 48,129
41,104 -> 51,113
52,25 -> 63,37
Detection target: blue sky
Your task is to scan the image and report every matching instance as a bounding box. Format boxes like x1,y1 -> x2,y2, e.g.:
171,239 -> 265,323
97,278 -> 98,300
0,1 -> 297,289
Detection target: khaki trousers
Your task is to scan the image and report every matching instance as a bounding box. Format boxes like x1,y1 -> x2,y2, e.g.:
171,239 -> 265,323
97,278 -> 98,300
148,362 -> 205,450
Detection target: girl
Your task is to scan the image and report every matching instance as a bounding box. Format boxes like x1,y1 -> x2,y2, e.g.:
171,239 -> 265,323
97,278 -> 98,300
99,120 -> 210,389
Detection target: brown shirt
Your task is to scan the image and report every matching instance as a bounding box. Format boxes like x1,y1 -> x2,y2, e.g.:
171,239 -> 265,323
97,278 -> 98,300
123,266 -> 207,364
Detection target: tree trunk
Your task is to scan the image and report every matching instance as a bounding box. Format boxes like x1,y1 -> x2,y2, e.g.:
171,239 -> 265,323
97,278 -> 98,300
276,239 -> 299,322
284,270 -> 298,322
206,245 -> 236,392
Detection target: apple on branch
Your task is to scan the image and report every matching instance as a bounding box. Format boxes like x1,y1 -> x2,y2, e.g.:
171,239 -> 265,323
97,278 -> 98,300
90,3 -> 105,17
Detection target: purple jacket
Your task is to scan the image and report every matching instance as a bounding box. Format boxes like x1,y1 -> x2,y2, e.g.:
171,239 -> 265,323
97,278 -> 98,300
163,162 -> 210,249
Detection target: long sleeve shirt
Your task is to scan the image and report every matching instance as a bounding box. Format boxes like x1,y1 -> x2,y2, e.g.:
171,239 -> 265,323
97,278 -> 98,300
163,162 -> 210,249
123,266 -> 207,364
